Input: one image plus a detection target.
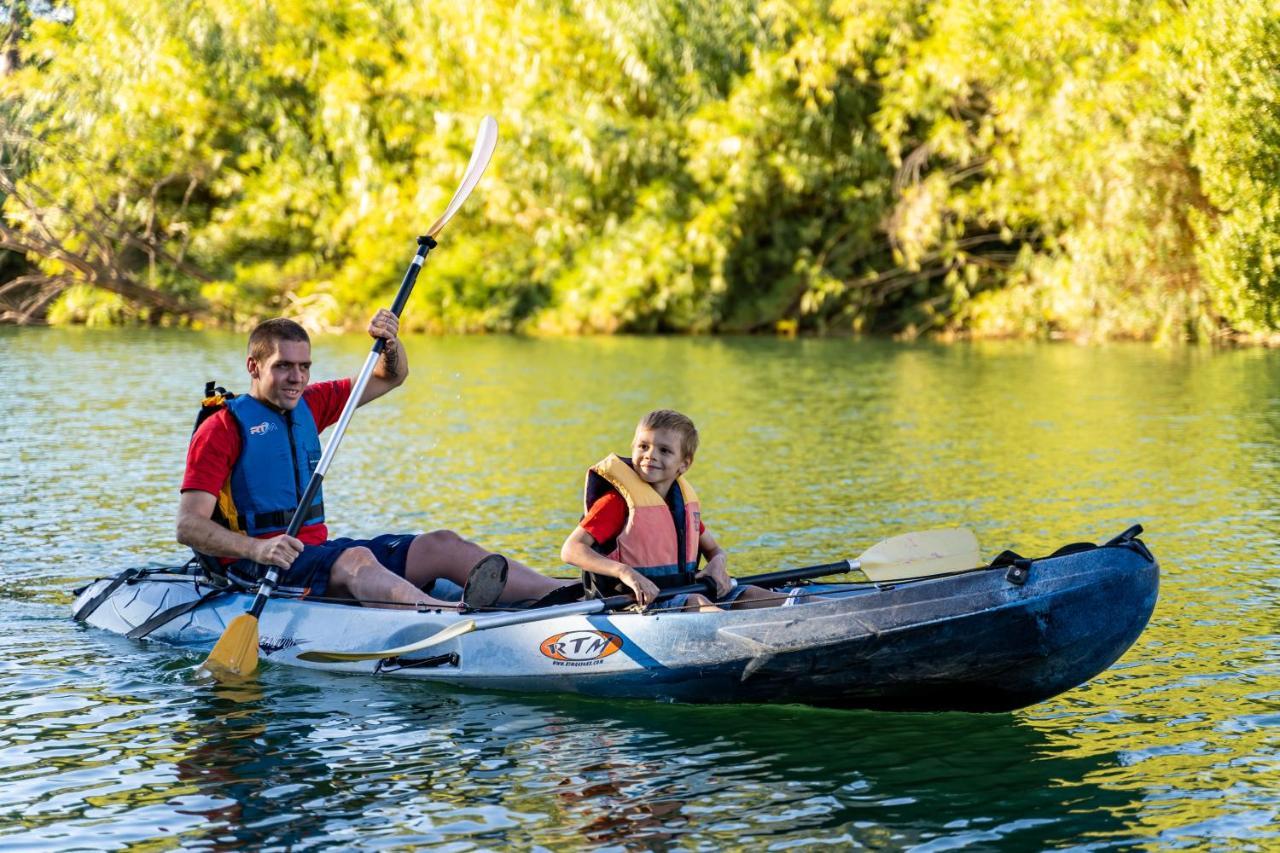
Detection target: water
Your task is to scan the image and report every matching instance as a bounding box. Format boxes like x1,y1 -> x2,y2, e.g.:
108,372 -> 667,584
0,327 -> 1276,849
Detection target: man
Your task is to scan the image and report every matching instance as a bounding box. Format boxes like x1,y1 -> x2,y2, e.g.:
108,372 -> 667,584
177,310 -> 567,609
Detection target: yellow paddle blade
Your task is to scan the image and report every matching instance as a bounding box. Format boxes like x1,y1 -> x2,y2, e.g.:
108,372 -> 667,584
857,528 -> 981,582
201,613 -> 260,679
296,619 -> 477,664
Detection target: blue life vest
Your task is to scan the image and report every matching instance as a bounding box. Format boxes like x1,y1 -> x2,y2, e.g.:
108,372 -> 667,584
219,394 -> 325,536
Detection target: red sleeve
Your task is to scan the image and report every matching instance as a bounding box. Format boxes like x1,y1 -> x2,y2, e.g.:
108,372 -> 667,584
182,409 -> 241,495
581,492 -> 627,545
303,378 -> 353,432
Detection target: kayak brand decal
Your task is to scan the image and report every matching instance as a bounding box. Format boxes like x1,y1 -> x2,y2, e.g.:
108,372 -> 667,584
539,630 -> 623,666
258,635 -> 299,656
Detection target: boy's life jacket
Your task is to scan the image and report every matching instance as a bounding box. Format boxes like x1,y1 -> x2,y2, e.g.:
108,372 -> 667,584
581,453 -> 701,598
193,382 -> 325,541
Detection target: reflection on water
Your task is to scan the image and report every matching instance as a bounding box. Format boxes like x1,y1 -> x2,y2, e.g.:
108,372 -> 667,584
0,328 -> 1277,849
0,621 -> 1145,851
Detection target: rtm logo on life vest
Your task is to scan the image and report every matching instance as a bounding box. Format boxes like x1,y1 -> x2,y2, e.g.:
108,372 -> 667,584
539,630 -> 623,666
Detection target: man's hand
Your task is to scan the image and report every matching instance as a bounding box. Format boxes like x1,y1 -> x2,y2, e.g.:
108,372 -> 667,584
368,307 -> 399,344
696,554 -> 734,598
369,308 -> 402,375
358,308 -> 409,405
252,534 -> 304,570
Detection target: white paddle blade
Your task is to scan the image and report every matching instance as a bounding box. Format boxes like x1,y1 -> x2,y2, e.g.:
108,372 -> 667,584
426,115 -> 499,238
857,528 -> 981,582
296,619 -> 477,663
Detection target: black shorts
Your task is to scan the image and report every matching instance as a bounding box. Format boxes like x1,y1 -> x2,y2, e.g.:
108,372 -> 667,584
226,533 -> 416,598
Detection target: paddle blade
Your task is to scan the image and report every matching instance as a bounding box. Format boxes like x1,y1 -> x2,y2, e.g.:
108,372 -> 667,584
426,115 -> 498,238
201,613 -> 260,679
857,528 -> 981,582
297,619 -> 477,663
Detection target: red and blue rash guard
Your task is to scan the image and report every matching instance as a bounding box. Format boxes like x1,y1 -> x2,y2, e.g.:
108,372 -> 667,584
182,379 -> 351,548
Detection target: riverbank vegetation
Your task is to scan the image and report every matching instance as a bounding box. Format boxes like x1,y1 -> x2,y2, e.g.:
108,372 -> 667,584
2,0 -> 1278,342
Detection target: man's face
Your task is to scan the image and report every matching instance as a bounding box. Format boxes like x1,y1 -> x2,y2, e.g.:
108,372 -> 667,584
248,339 -> 311,411
631,426 -> 690,490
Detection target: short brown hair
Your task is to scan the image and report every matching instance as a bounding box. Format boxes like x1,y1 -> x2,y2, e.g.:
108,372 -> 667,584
248,318 -> 310,363
637,409 -> 699,460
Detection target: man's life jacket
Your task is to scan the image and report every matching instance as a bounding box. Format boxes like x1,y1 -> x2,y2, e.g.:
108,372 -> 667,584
581,453 -> 701,598
193,383 -> 325,539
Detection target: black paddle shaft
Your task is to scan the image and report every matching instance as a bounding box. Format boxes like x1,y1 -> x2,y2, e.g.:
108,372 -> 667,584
596,560 -> 855,612
246,235 -> 439,619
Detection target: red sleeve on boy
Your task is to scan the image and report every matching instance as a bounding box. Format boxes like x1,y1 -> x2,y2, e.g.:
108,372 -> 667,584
581,492 -> 627,544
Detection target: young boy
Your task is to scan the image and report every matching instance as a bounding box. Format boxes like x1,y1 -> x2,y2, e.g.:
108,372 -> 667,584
560,410 -> 780,612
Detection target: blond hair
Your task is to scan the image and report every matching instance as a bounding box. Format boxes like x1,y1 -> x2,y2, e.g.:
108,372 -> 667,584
637,409 -> 699,460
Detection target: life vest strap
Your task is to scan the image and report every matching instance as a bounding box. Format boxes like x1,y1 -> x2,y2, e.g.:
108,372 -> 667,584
246,501 -> 325,533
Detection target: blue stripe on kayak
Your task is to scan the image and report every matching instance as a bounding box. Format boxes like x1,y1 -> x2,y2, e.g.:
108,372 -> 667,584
587,614 -> 666,670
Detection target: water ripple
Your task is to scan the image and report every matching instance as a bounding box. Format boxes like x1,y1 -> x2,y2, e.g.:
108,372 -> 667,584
0,330 -> 1277,848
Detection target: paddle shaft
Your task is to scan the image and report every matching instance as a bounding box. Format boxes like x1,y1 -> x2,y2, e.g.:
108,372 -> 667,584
246,236 -> 437,620
609,560 -> 856,609
468,560 -> 857,630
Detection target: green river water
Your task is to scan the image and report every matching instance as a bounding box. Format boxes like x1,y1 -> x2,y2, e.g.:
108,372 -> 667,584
0,327 -> 1276,850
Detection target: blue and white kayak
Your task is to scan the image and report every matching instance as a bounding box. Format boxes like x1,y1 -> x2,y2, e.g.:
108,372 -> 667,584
70,529 -> 1158,712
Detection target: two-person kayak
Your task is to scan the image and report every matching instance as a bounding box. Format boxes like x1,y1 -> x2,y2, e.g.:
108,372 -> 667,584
71,526 -> 1157,712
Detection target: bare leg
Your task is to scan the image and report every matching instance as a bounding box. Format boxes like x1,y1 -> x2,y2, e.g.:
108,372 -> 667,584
726,585 -> 787,610
685,593 -> 723,613
402,530 -> 573,604
327,546 -> 455,610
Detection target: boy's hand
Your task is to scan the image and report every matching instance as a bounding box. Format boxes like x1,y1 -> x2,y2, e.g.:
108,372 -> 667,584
696,555 -> 733,598
620,567 -> 661,608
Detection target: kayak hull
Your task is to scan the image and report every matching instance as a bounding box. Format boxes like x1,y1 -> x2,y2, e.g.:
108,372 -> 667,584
72,537 -> 1158,712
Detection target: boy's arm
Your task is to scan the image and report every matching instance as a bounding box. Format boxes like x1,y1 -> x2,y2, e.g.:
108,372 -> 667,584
560,526 -> 661,607
695,529 -> 733,597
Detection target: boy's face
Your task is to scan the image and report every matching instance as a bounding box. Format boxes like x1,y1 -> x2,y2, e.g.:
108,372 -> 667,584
631,426 -> 691,490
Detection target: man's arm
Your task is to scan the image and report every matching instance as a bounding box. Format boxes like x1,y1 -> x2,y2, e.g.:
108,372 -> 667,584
176,490 -> 302,569
357,308 -> 409,406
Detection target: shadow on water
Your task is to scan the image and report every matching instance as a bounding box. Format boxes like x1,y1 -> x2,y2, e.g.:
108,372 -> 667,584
152,664 -> 1143,851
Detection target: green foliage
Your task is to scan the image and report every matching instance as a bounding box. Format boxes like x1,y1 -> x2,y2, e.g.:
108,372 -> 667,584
44,282 -> 134,325
2,0 -> 1278,339
874,0 -> 1280,341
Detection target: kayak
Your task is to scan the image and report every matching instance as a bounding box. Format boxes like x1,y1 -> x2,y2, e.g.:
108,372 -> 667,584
70,527 -> 1158,712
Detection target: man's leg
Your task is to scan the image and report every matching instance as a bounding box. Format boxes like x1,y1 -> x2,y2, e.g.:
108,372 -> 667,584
327,546 -> 456,610
402,530 -> 572,604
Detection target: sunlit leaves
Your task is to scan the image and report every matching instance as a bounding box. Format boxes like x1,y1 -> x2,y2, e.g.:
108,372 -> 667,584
4,0 -> 1278,338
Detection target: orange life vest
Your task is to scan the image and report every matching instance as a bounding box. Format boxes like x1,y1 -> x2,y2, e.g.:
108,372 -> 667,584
582,454 -> 702,598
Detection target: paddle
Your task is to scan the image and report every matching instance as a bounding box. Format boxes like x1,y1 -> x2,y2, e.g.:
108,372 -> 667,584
297,527 -> 980,664
200,116 -> 500,680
